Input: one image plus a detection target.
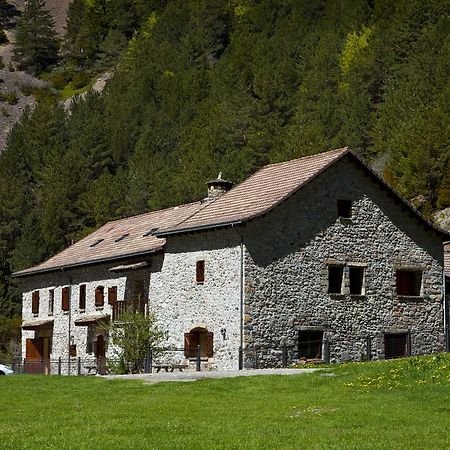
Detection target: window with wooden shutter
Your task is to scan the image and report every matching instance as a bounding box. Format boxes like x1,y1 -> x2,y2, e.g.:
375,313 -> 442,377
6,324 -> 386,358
32,291 -> 39,315
61,287 -> 70,311
48,289 -> 54,316
184,333 -> 191,357
108,286 -> 117,305
196,260 -> 205,283
79,284 -> 86,310
206,332 -> 214,358
95,286 -> 104,307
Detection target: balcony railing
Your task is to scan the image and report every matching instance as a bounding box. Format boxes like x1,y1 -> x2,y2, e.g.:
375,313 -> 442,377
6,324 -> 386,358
112,298 -> 147,322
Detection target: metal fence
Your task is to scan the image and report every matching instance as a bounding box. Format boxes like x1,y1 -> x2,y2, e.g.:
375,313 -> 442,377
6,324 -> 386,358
9,332 -> 416,375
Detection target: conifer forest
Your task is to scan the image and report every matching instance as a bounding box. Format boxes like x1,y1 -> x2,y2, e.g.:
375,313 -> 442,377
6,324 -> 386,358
1,0 -> 450,357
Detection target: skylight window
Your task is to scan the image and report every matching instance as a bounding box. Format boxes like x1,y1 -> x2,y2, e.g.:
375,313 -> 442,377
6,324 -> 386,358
114,233 -> 129,243
90,239 -> 104,248
143,228 -> 158,237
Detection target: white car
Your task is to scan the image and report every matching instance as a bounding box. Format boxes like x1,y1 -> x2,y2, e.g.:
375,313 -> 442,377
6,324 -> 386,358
0,364 -> 14,375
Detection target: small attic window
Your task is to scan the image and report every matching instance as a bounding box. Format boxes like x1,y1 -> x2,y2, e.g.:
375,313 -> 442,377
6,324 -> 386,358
337,200 -> 352,219
114,233 -> 129,243
143,228 -> 158,237
90,238 -> 104,248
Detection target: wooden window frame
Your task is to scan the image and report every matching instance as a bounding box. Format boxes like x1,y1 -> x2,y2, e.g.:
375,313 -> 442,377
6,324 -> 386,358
196,260 -> 205,284
79,284 -> 86,311
108,286 -> 117,305
48,289 -> 54,316
31,291 -> 40,315
95,286 -> 105,308
61,287 -> 70,312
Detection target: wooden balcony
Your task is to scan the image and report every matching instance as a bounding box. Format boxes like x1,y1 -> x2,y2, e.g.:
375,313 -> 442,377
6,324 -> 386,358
112,298 -> 147,322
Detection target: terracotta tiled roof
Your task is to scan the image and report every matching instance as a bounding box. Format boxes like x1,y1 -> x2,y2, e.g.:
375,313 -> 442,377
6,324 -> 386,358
156,147 -> 349,235
14,202 -> 203,276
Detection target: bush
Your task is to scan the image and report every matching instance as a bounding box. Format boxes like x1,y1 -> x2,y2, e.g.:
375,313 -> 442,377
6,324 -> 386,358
1,106 -> 9,117
5,91 -> 18,105
71,71 -> 91,90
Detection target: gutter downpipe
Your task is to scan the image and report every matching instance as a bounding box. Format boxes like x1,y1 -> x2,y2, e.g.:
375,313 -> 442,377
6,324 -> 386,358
61,268 -> 73,375
444,272 -> 449,352
233,225 -> 244,370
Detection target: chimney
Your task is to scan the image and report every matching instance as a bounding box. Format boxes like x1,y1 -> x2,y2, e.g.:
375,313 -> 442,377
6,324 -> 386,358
205,172 -> 233,202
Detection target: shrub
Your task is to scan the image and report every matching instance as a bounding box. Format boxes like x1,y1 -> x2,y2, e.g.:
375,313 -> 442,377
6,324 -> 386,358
71,71 -> 91,90
5,91 -> 18,105
1,106 -> 9,117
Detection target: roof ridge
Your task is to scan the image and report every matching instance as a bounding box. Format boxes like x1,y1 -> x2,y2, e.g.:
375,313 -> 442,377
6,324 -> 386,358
101,200 -> 202,227
264,147 -> 349,169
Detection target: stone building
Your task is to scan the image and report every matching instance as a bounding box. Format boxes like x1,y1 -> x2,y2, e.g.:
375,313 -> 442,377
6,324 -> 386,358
14,148 -> 450,373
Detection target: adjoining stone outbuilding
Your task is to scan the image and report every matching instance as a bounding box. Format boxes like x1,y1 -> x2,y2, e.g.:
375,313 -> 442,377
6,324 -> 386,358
14,147 -> 450,373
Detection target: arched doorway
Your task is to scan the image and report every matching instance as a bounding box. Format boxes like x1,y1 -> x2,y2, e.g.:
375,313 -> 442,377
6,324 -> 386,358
184,328 -> 213,358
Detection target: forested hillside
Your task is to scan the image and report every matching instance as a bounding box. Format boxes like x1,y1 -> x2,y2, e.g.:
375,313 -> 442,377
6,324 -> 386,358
1,0 -> 450,322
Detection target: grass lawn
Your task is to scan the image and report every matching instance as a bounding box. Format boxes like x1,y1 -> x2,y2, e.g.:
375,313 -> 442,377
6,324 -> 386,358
1,354 -> 450,449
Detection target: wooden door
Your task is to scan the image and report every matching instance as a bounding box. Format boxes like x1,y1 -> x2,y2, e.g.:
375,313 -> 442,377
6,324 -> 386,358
95,335 -> 106,375
25,337 -> 51,374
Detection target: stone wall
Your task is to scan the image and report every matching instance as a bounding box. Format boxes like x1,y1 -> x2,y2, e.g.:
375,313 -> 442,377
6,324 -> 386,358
150,229 -> 242,370
20,260 -> 150,374
242,155 -> 445,366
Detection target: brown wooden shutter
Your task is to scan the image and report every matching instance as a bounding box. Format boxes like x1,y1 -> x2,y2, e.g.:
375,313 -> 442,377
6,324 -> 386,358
79,284 -> 86,310
206,332 -> 214,358
32,291 -> 40,314
95,286 -> 104,307
184,333 -> 191,357
108,286 -> 117,305
196,260 -> 205,283
61,287 -> 70,311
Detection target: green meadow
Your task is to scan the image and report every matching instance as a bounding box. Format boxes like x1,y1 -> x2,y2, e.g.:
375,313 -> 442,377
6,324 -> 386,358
1,354 -> 450,449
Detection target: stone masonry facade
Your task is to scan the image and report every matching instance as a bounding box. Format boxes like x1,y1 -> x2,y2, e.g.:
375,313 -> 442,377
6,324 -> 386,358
19,152 -> 447,372
242,156 -> 445,366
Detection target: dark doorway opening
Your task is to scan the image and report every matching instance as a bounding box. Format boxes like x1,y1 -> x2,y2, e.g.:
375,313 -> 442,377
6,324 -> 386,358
384,333 -> 408,359
298,330 -> 323,359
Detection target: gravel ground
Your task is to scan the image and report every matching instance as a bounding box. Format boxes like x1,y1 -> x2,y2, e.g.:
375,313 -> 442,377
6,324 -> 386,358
104,368 -> 320,384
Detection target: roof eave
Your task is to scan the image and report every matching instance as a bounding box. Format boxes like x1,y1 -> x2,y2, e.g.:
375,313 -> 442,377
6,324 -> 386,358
155,220 -> 243,237
12,246 -> 164,278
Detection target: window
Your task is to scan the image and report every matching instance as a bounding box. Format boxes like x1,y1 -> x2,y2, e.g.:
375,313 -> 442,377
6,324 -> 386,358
69,344 -> 77,357
90,238 -> 104,248
328,265 -> 343,294
61,287 -> 70,311
298,330 -> 324,359
396,270 -> 422,296
384,333 -> 408,359
196,260 -> 205,284
95,286 -> 105,307
114,233 -> 129,243
108,286 -> 117,305
337,199 -> 352,218
48,289 -> 54,316
32,291 -> 40,315
349,266 -> 365,295
79,284 -> 86,310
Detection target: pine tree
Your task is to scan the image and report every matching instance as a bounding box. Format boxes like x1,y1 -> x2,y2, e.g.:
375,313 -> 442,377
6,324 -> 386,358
13,0 -> 59,74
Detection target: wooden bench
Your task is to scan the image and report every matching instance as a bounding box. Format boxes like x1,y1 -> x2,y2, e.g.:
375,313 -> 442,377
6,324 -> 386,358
153,364 -> 171,373
153,364 -> 188,373
84,364 -> 98,375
